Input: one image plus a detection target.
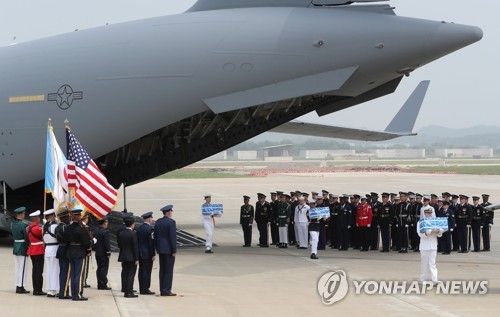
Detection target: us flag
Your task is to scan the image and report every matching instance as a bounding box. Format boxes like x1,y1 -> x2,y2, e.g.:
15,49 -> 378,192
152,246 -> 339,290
66,127 -> 118,219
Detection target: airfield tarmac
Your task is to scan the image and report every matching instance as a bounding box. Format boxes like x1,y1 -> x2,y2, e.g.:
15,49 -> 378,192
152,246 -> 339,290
0,172 -> 499,317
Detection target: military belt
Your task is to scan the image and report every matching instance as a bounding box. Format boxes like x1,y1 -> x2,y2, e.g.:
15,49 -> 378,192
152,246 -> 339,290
380,215 -> 390,218
279,216 -> 287,218
70,243 -> 81,246
45,242 -> 58,246
458,216 -> 467,218
473,217 -> 482,219
14,239 -> 25,243
30,241 -> 44,246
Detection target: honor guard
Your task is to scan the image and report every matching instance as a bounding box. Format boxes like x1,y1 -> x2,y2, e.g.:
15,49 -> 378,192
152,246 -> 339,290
240,196 -> 254,247
288,192 -> 298,246
456,195 -> 472,253
80,214 -> 92,289
43,209 -> 60,297
137,212 -> 156,295
370,193 -> 382,251
93,216 -> 111,290
378,193 -> 393,252
295,196 -> 310,249
450,194 -> 460,251
328,194 -> 340,249
12,207 -> 30,294
154,205 -> 177,296
27,210 -> 46,296
277,194 -> 291,248
118,213 -> 139,298
316,196 -> 327,250
481,194 -> 493,251
395,193 -> 411,253
55,210 -> 71,299
337,195 -> 352,251
307,200 -> 319,259
269,192 -> 280,245
322,190 -> 330,207
391,196 -> 400,250
411,194 -> 424,252
471,196 -> 484,252
255,193 -> 271,248
435,197 -> 445,252
202,194 -> 216,253
356,196 -> 373,252
350,194 -> 361,249
117,213 -> 135,294
441,201 -> 455,255
66,209 -> 91,300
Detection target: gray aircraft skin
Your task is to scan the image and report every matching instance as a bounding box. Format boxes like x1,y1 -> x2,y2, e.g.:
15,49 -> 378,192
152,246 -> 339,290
0,0 -> 483,232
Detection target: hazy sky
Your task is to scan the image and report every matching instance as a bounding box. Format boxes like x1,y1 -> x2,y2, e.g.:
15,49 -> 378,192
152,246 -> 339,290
1,0 -> 497,131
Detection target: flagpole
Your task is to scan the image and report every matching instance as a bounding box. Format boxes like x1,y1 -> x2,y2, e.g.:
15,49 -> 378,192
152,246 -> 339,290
44,119 -> 52,213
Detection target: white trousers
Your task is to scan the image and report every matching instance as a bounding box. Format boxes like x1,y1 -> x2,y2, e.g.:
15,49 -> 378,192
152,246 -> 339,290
294,222 -> 299,243
310,231 -> 319,255
203,219 -> 214,249
420,250 -> 438,283
45,255 -> 60,293
279,226 -> 288,244
297,223 -> 309,248
14,255 -> 29,287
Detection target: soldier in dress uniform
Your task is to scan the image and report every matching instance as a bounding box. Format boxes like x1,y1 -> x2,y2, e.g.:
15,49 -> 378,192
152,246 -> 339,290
66,209 -> 91,301
269,192 -> 280,245
137,212 -> 156,295
118,213 -> 139,298
450,194 -> 460,251
378,193 -> 393,252
471,196 -> 484,252
411,194 -> 424,252
441,201 -> 455,255
27,210 -> 46,296
12,207 -> 30,294
395,193 -> 411,253
43,209 -> 60,297
370,192 -> 382,251
295,196 -> 310,249
436,197 -> 445,252
356,196 -> 373,252
307,200 -> 319,259
456,195 -> 472,253
288,192 -> 298,246
407,193 -> 417,251
328,194 -> 340,249
430,194 -> 439,211
80,214 -> 92,289
350,194 -> 361,249
240,196 -> 254,247
55,209 -> 71,299
277,194 -> 291,248
316,196 -> 327,250
93,216 -> 111,290
154,205 -> 177,296
202,194 -> 216,253
338,195 -> 352,251
481,194 -> 493,251
255,193 -> 271,248
391,196 -> 400,250
322,190 -> 330,207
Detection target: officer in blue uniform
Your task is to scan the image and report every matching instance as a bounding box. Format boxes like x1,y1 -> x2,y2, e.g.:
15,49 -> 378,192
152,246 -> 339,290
118,213 -> 139,298
55,209 -> 71,299
338,195 -> 352,251
154,205 -> 177,296
481,194 -> 493,251
456,195 -> 472,253
93,216 -> 111,290
137,212 -> 156,295
379,193 -> 394,252
441,201 -> 455,255
118,213 -> 135,293
471,196 -> 484,252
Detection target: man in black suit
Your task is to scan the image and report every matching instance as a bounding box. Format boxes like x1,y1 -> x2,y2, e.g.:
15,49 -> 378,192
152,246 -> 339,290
137,212 -> 156,295
154,205 -> 177,296
93,216 -> 111,290
118,214 -> 139,298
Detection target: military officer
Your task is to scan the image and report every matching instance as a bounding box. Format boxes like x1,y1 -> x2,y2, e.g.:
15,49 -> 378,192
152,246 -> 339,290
470,196 -> 484,252
456,195 -> 472,253
295,196 -> 310,249
441,201 -> 455,255
370,192 -> 382,251
322,190 -> 330,207
411,194 -> 424,252
481,194 -> 493,251
55,209 -> 71,299
66,209 -> 91,301
118,213 -> 139,298
12,207 -> 30,294
391,196 -> 401,250
450,194 -> 460,251
155,205 -> 177,296
316,196 -> 327,250
93,216 -> 111,290
277,194 -> 291,248
288,192 -> 298,246
337,195 -> 352,251
269,192 -> 280,245
379,193 -> 393,252
395,193 -> 411,253
307,200 -> 320,259
43,209 -> 60,297
27,210 -> 46,296
137,212 -> 156,295
350,194 -> 361,249
328,194 -> 340,249
356,196 -> 373,252
202,194 -> 217,253
80,214 -> 92,289
255,193 -> 271,247
240,196 -> 254,247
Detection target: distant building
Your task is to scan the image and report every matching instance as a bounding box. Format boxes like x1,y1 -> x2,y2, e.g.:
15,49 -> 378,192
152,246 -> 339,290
204,151 -> 227,161
257,144 -> 293,161
232,151 -> 257,160
435,148 -> 493,158
370,149 -> 426,159
300,150 -> 356,159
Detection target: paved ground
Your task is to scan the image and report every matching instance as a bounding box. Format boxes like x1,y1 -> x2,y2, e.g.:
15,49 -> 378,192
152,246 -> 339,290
0,172 -> 499,316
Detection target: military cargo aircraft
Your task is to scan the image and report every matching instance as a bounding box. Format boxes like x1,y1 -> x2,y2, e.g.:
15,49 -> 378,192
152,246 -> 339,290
0,0 -> 483,236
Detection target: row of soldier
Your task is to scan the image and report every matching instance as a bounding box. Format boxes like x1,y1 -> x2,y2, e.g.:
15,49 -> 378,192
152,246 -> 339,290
239,191 -> 494,259
11,205 -> 178,300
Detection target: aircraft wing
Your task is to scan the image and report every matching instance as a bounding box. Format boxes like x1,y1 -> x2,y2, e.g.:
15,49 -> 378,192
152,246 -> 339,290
270,80 -> 430,141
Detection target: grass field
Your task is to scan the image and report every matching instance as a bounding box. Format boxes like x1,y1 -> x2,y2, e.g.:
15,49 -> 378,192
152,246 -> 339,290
155,169 -> 249,179
406,165 -> 500,175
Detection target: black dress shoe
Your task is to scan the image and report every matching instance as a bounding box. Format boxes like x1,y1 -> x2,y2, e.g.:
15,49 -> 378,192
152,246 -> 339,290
98,287 -> 112,290
47,294 -> 56,298
124,293 -> 138,298
205,249 -> 213,253
83,284 -> 91,288
161,292 -> 177,296
140,290 -> 156,295
310,253 -> 318,260
59,296 -> 71,299
34,291 -> 47,296
72,297 -> 88,301
16,287 -> 30,294
299,247 -> 307,249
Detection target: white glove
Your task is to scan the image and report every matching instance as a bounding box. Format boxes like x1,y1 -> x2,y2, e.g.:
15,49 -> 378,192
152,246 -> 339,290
450,229 -> 454,232
489,224 -> 493,228
438,229 -> 444,235
425,229 -> 432,236
356,224 -> 359,227
467,225 -> 471,228
405,224 -> 409,228
367,224 -> 371,228
93,238 -> 97,244
348,225 -> 351,229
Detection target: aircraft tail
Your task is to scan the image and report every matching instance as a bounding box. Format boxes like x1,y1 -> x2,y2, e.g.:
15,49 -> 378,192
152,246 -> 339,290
384,80 -> 430,133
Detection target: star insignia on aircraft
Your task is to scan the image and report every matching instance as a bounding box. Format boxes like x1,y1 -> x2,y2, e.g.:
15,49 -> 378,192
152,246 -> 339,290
48,85 -> 83,109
